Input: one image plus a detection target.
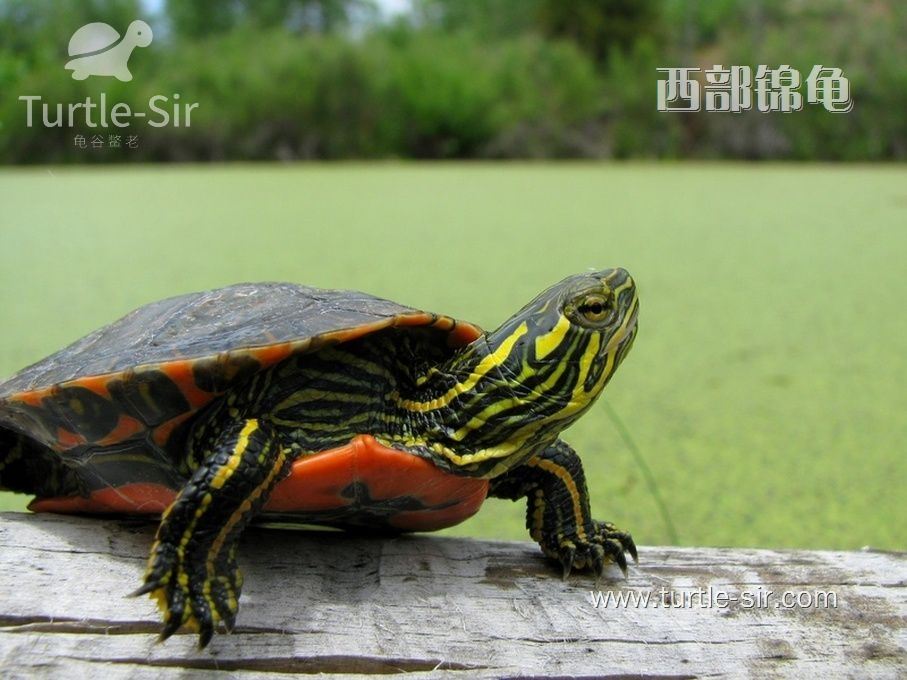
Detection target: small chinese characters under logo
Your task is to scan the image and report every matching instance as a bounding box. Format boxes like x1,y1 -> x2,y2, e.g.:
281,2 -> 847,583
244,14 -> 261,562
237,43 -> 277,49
73,134 -> 139,150
657,65 -> 852,113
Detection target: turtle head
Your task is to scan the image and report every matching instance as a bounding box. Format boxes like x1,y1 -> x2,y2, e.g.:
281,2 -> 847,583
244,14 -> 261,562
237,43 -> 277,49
418,269 -> 638,474
126,20 -> 153,48
487,268 -> 638,413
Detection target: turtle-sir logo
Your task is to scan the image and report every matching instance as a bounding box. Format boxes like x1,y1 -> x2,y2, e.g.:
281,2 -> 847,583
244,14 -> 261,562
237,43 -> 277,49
65,20 -> 153,81
18,17 -> 198,137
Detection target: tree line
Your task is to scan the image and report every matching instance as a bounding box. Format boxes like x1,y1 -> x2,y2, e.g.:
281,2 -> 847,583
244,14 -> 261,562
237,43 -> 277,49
0,0 -> 904,162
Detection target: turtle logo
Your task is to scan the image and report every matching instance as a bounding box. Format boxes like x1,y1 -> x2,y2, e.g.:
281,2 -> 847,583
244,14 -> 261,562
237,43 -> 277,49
64,20 -> 153,82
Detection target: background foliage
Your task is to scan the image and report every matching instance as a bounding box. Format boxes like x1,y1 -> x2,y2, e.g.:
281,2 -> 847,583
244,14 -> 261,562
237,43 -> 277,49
0,0 -> 904,162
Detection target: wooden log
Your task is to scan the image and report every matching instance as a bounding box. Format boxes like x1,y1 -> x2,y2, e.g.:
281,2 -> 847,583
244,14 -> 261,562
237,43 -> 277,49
0,512 -> 904,678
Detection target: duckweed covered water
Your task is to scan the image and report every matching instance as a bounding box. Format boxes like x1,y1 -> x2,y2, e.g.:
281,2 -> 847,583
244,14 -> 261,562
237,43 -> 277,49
1,163 -> 904,550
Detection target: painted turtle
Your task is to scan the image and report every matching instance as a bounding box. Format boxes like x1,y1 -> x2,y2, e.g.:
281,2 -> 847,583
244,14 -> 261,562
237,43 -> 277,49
0,271 -> 639,647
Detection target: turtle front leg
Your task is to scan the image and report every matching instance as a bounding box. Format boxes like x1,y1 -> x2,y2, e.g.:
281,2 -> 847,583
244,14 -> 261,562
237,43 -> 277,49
133,418 -> 289,648
489,440 -> 637,578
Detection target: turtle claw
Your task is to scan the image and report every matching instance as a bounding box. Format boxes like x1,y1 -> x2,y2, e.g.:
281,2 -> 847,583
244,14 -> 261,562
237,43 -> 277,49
610,544 -> 629,578
222,613 -> 237,635
559,544 -> 576,580
197,622 -> 214,650
590,544 -> 606,579
135,544 -> 241,649
159,610 -> 183,643
218,594 -> 238,634
600,521 -> 638,563
551,521 -> 636,581
587,544 -> 606,588
129,582 -> 155,598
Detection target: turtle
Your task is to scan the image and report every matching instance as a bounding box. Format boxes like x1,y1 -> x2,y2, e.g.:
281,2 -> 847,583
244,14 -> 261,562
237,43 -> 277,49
0,270 -> 639,648
64,20 -> 153,82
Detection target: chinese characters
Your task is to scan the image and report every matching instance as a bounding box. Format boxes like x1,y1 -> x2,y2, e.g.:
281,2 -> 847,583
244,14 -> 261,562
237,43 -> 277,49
73,134 -> 139,149
657,65 -> 852,113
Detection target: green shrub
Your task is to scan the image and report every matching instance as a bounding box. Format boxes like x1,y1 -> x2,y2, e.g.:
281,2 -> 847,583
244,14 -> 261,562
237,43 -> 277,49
0,30 -> 605,162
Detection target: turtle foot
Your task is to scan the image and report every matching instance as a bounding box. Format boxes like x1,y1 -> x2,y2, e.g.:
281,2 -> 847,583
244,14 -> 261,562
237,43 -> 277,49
132,417 -> 284,647
132,541 -> 241,649
555,521 -> 637,580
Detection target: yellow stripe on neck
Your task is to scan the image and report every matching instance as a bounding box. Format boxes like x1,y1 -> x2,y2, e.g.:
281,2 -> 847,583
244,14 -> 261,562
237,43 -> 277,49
379,432 -> 534,472
450,350 -> 572,442
395,322 -> 529,413
534,314 -> 571,361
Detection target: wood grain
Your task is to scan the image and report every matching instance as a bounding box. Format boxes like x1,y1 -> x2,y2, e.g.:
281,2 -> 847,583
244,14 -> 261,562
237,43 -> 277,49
0,512 -> 904,678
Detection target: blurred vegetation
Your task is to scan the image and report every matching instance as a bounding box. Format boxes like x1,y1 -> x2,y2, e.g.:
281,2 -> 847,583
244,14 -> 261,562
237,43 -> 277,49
0,0 -> 905,162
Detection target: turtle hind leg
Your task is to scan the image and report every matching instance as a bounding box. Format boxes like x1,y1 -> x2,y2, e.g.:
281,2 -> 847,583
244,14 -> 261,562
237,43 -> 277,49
133,417 -> 289,648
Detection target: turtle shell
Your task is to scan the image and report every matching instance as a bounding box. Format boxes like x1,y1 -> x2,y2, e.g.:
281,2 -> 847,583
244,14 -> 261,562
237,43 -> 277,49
68,22 -> 121,57
0,283 -> 486,527
0,282 -> 481,452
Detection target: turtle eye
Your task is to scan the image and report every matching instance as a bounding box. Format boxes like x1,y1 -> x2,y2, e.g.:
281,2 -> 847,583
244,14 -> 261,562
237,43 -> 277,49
577,294 -> 611,323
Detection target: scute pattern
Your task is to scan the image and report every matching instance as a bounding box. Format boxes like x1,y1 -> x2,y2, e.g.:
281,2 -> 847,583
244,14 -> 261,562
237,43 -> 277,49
108,370 -> 191,427
0,283 -> 417,395
191,355 -> 261,394
0,282 -> 480,454
43,386 -> 120,442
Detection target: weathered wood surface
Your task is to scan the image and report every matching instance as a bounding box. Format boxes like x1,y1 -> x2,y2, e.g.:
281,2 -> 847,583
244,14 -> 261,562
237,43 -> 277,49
0,512 -> 904,679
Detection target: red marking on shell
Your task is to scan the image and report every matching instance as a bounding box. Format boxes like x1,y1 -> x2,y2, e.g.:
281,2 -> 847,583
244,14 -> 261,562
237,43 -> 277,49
55,427 -> 86,449
152,410 -> 196,447
14,392 -> 46,408
248,342 -> 294,368
325,320 -> 390,345
446,321 -> 483,348
95,414 -> 146,447
265,435 -> 489,530
9,309 -> 481,454
29,483 -> 176,515
396,312 -> 435,329
231,314 -> 472,374
159,360 -> 217,409
72,374 -> 112,399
